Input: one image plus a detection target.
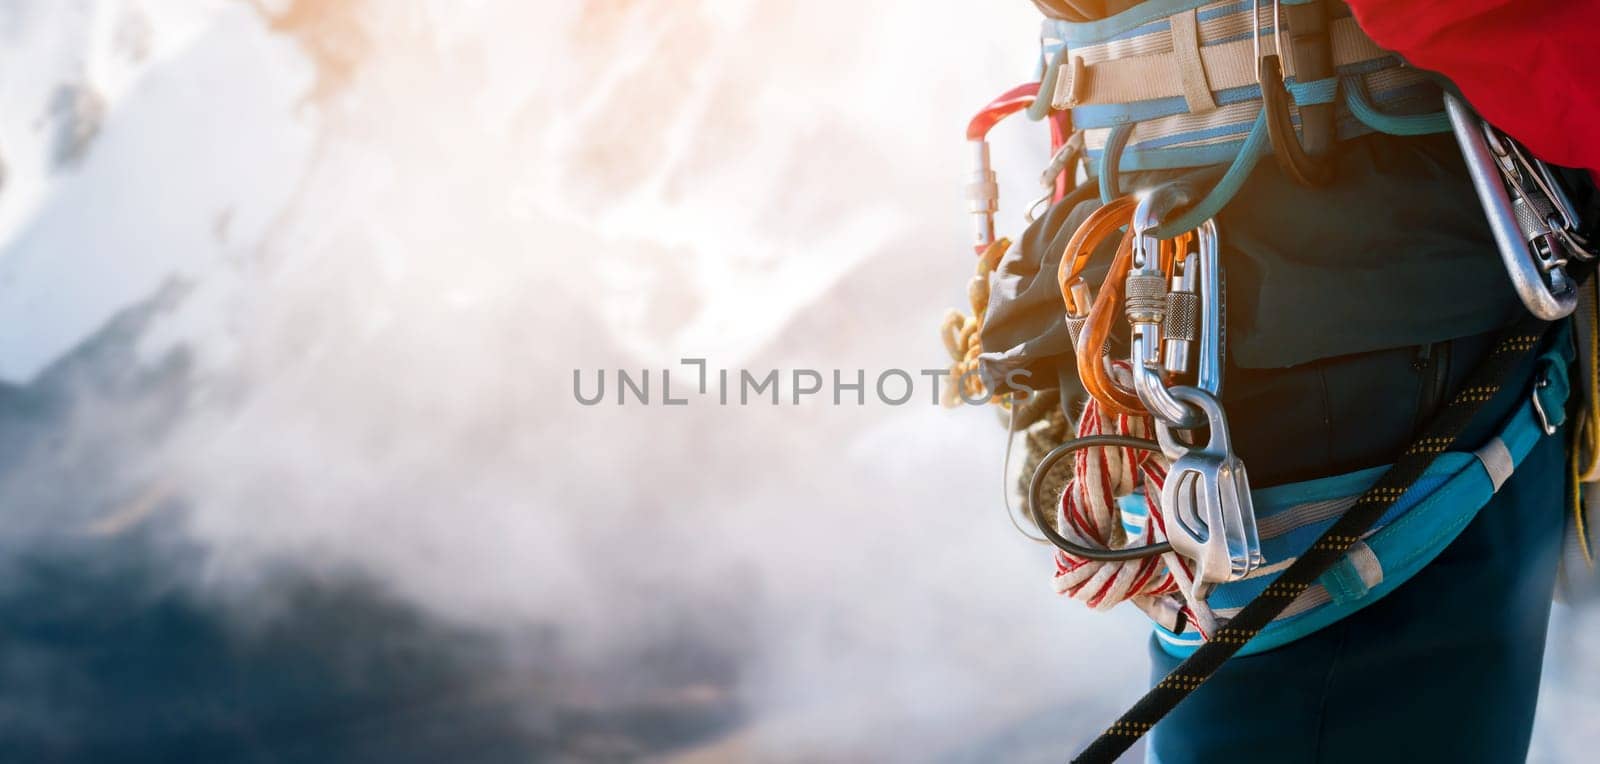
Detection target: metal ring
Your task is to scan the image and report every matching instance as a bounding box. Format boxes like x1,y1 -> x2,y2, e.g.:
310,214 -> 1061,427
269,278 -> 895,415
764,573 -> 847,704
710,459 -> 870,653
1532,378 -> 1558,436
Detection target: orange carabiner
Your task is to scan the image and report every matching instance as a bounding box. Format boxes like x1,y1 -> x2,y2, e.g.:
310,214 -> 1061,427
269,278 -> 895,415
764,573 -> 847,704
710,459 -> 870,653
1054,196 -> 1210,415
1056,195 -> 1149,415
1076,229 -> 1146,415
1057,195 -> 1138,315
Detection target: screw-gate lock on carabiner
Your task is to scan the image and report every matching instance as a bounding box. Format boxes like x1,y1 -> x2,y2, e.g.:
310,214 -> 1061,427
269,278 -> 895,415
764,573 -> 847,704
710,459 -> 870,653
1126,186 -> 1223,430
1152,218 -> 1224,459
1123,185 -> 1260,591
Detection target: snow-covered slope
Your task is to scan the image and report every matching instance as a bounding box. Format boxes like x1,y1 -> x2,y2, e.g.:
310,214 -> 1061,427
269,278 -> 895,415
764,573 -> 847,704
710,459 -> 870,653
0,0 -> 314,383
2,1 -> 1594,760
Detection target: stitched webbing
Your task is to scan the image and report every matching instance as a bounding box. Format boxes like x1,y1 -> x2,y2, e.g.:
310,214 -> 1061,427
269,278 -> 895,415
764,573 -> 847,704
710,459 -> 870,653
1052,16 -> 1387,110
1071,314 -> 1554,763
1169,9 -> 1217,114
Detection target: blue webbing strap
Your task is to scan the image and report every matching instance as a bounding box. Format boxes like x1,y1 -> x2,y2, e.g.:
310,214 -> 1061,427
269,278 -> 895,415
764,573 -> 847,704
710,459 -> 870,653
1342,74 -> 1451,136
1151,323 -> 1575,658
1148,110 -> 1269,240
1097,72 -> 1441,239
1286,76 -> 1339,106
1075,315 -> 1557,764
1091,110 -> 1268,234
1112,77 -> 1426,227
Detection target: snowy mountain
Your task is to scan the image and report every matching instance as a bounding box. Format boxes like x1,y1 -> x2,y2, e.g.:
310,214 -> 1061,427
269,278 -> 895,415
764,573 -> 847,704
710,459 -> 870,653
0,1 -> 1594,761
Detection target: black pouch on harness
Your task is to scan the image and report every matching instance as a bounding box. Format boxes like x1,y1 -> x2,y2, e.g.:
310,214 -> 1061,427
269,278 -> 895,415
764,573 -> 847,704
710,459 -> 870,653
978,132 -> 1537,412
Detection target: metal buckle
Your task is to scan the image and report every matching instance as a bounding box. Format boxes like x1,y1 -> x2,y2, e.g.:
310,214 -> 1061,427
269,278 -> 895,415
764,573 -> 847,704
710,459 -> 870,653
1533,377 -> 1558,436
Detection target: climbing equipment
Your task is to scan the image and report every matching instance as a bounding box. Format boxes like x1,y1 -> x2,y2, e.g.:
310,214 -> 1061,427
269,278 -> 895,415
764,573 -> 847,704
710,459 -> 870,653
1127,186 -> 1213,429
1256,0 -> 1334,186
1073,314 -> 1560,763
1038,0 -> 1447,214
1026,396 -> 1223,637
1159,385 -> 1262,595
1151,322 -> 1572,657
947,1 -> 1598,758
1446,93 -> 1597,320
944,79 -> 1082,411
1036,187 -> 1264,619
965,82 -> 1079,255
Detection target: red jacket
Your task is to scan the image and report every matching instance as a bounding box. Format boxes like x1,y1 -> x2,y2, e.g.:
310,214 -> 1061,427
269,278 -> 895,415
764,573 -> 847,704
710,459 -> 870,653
1345,0 -> 1600,173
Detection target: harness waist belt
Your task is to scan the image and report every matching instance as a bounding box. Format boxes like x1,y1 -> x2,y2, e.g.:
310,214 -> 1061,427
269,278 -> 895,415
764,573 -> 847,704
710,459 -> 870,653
1052,16 -> 1387,109
1039,0 -> 1450,174
1116,324 -> 1574,657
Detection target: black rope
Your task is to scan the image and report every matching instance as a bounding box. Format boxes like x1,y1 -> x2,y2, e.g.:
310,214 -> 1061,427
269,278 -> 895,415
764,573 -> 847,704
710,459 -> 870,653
1071,313 -> 1553,763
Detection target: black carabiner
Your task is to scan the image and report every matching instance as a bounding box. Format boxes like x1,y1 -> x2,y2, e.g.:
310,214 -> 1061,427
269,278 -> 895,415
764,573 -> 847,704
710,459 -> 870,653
1258,0 -> 1335,187
1027,434 -> 1173,561
1260,55 -> 1332,187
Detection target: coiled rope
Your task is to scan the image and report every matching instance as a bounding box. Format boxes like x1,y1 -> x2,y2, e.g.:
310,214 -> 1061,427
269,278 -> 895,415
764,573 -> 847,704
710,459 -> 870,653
1043,385 -> 1216,636
941,238 -> 1012,407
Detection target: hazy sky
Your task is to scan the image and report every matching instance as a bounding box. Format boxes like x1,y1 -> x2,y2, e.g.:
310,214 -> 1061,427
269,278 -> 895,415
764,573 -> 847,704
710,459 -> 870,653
1,1 -> 1595,760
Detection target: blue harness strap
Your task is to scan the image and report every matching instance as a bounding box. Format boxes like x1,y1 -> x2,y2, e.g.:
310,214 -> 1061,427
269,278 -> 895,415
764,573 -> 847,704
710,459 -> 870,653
1118,323 -> 1575,657
1038,0 -> 1450,210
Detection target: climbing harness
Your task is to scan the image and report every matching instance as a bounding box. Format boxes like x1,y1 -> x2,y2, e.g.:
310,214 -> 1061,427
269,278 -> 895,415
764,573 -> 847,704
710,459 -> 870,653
1039,0 -> 1447,221
1153,323 -> 1572,656
946,1 -> 1599,759
1073,314 -> 1562,763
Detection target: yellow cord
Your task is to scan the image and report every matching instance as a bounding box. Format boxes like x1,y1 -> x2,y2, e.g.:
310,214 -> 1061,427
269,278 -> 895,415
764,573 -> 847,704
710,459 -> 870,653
942,238 -> 1012,407
1572,433 -> 1594,568
1566,278 -> 1600,567
1581,278 -> 1600,479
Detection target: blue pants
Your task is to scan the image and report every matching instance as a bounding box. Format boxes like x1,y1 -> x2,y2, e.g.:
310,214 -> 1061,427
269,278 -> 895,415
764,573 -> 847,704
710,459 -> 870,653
1146,329 -> 1568,763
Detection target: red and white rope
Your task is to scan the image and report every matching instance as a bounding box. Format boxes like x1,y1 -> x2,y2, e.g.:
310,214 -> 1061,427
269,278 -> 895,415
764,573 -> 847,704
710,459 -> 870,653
1050,394 -> 1216,637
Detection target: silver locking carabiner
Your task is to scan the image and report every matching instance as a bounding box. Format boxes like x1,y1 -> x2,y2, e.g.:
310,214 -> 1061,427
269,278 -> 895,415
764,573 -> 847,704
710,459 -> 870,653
1191,219 -> 1223,397
1127,187 -> 1223,430
1128,186 -> 1197,428
1445,93 -> 1582,320
1151,219 -> 1224,459
1483,123 -> 1592,261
